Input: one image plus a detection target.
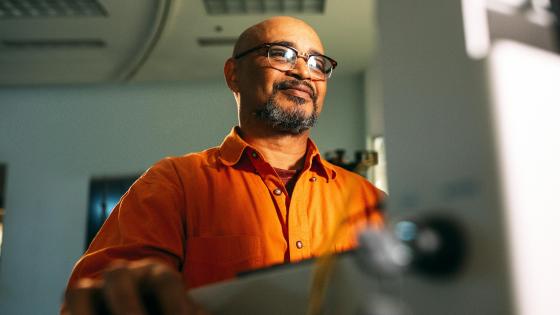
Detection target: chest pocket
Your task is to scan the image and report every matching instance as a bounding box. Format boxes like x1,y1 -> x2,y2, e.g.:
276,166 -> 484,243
184,235 -> 262,288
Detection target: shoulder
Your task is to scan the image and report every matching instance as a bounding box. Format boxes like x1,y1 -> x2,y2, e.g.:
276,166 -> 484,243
136,147 -> 221,185
323,160 -> 387,203
323,160 -> 372,187
151,147 -> 221,170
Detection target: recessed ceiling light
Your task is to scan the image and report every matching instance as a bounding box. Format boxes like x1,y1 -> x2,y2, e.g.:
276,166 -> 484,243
203,0 -> 325,15
197,37 -> 238,46
1,39 -> 106,49
0,0 -> 108,19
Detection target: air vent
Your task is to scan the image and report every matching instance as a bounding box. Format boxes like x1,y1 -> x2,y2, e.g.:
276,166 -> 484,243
1,39 -> 106,49
197,37 -> 238,46
0,0 -> 107,19
203,0 -> 325,15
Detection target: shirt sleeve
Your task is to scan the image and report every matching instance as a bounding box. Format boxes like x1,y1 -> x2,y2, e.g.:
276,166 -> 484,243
65,157 -> 187,288
369,185 -> 386,229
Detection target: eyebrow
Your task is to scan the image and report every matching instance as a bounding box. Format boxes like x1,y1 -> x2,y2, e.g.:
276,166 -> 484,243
270,40 -> 324,56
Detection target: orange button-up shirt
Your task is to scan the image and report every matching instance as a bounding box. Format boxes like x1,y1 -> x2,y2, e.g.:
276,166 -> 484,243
67,128 -> 384,289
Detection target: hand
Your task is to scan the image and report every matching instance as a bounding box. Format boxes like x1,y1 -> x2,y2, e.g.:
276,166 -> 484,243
63,259 -> 209,315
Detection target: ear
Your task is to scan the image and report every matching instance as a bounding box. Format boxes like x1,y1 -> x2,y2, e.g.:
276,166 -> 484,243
224,58 -> 239,93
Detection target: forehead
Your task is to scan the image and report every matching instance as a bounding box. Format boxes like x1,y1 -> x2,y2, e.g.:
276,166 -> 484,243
254,20 -> 325,54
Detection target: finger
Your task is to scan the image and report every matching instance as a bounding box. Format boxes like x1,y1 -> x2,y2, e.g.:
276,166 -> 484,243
102,265 -> 147,315
65,287 -> 97,315
65,279 -> 109,315
141,263 -> 190,315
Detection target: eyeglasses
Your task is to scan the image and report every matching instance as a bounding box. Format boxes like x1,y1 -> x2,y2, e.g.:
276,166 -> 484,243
234,43 -> 338,81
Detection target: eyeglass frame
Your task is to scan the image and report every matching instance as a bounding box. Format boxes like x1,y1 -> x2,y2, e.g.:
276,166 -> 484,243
233,42 -> 338,80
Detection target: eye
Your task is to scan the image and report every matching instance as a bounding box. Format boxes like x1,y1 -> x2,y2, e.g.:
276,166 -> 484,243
269,46 -> 295,62
308,56 -> 328,72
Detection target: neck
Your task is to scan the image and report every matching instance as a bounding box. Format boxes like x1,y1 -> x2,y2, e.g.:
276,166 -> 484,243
238,124 -> 309,170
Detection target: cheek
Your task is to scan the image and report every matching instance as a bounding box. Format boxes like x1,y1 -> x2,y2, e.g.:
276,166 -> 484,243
262,70 -> 283,94
240,70 -> 277,101
239,79 -> 265,103
315,83 -> 327,107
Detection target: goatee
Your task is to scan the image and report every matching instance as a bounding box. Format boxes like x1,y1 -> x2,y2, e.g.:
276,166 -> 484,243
254,80 -> 318,135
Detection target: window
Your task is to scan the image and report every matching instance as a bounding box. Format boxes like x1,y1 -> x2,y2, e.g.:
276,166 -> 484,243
86,175 -> 139,249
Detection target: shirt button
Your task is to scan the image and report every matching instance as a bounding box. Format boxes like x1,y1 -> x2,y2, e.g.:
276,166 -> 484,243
251,151 -> 258,158
310,176 -> 317,182
296,241 -> 303,249
273,188 -> 282,195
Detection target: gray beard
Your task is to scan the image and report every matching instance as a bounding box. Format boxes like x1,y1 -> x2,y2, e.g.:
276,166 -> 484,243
255,89 -> 318,135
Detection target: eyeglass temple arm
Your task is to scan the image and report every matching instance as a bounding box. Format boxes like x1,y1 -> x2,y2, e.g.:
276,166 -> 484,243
234,44 -> 269,59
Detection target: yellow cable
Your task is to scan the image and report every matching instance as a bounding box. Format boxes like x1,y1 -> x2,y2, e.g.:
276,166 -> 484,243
305,178 -> 384,315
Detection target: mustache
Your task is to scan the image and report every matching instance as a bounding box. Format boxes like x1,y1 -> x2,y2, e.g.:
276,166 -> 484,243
274,80 -> 317,100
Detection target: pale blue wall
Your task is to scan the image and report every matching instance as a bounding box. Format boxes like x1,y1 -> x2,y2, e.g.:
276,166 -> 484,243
0,73 -> 364,314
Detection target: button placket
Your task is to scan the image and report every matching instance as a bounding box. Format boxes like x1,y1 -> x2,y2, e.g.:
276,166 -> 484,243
286,172 -> 313,261
248,149 -> 288,223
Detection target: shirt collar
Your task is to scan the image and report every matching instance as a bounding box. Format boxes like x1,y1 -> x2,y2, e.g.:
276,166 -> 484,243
218,127 -> 337,181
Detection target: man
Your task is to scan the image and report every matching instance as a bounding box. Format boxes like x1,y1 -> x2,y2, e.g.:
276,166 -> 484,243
63,16 -> 384,315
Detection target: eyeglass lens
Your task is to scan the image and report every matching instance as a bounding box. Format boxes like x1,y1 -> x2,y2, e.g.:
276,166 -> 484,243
267,45 -> 333,79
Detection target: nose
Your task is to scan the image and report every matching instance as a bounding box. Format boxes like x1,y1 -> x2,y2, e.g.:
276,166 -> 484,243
286,56 -> 311,80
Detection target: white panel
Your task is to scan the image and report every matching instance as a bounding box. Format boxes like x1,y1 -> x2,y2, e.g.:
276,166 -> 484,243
461,0 -> 490,59
378,0 -> 513,314
489,40 -> 560,315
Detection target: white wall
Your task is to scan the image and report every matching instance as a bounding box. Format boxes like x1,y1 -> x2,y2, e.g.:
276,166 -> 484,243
377,1 -> 512,314
364,56 -> 384,138
314,74 -> 366,153
0,73 -> 365,314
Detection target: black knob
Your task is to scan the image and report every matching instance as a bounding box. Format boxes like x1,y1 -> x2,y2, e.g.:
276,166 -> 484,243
394,215 -> 467,277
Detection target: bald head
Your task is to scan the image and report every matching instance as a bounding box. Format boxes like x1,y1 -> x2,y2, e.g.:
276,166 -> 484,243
224,16 -> 330,136
232,16 -> 324,57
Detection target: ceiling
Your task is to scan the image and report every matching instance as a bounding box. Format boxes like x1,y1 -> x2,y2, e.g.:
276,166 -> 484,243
0,0 -> 376,86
